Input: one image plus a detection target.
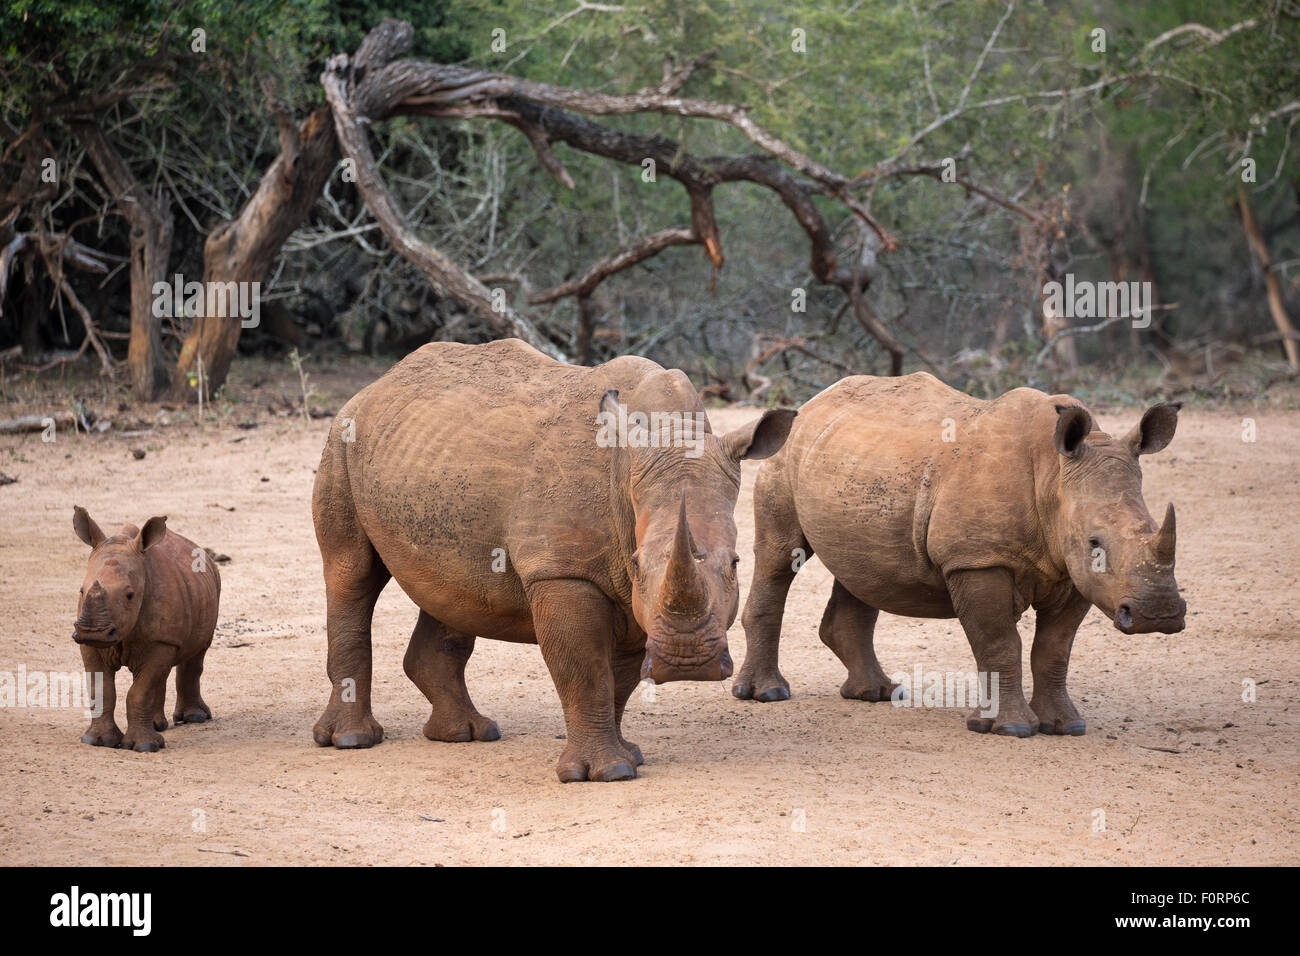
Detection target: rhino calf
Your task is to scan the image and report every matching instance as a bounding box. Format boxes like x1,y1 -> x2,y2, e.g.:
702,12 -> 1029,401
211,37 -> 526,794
735,373 -> 1185,737
311,339 -> 794,781
71,508 -> 220,752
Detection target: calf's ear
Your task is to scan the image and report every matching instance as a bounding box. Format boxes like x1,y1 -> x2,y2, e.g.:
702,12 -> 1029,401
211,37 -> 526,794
72,506 -> 106,548
722,409 -> 797,462
137,516 -> 168,551
1053,405 -> 1093,459
1125,402 -> 1182,456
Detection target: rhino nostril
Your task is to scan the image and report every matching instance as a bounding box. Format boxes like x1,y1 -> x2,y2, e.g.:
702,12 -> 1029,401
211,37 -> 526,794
1117,604 -> 1134,629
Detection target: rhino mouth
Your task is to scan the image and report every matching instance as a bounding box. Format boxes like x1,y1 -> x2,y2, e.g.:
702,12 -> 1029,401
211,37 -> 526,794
641,635 -> 733,683
1114,601 -> 1186,635
73,626 -> 119,647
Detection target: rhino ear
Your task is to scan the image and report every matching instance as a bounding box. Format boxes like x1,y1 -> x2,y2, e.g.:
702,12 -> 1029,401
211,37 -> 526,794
722,409 -> 797,462
73,506 -> 106,548
1126,402 -> 1182,456
1053,405 -> 1093,459
137,516 -> 168,552
599,389 -> 620,418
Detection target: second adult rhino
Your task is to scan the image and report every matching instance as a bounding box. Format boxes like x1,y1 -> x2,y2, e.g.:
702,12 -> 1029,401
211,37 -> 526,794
734,372 -> 1185,737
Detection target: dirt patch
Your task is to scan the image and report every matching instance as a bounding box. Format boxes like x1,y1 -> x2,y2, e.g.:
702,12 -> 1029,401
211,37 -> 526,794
1,376 -> 1297,865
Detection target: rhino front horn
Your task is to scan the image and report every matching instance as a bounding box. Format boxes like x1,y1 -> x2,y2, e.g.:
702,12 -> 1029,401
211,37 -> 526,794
1152,502 -> 1177,565
661,490 -> 707,618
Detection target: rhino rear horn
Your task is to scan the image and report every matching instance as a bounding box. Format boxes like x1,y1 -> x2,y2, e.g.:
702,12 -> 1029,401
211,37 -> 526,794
1152,502 -> 1177,565
661,491 -> 707,618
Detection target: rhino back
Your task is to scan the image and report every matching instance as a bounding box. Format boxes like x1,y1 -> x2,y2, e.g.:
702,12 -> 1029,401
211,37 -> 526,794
781,373 -> 1057,615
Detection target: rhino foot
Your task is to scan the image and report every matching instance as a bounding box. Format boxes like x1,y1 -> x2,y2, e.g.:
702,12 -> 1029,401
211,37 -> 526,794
152,714 -> 170,732
422,712 -> 501,743
966,715 -> 1037,738
313,706 -> 384,749
81,723 -> 123,748
121,727 -> 166,752
840,677 -> 903,702
1030,694 -> 1086,735
174,699 -> 212,724
732,671 -> 791,703
556,742 -> 638,783
1039,719 -> 1086,735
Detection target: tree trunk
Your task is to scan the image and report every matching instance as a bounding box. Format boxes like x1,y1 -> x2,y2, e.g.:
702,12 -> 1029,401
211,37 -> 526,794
73,120 -> 174,399
1237,186 -> 1299,370
172,106 -> 340,400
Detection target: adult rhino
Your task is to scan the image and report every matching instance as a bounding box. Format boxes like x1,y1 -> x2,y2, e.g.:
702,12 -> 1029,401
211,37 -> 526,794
312,339 -> 794,781
734,372 -> 1185,737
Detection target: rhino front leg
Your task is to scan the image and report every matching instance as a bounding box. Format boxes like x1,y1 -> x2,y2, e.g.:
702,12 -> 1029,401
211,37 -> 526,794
1030,589 -> 1091,735
947,567 -> 1037,738
403,611 -> 500,742
819,580 -> 901,702
529,579 -> 637,783
735,469 -> 806,703
79,645 -> 121,748
313,548 -> 390,749
611,639 -> 646,767
122,644 -> 177,752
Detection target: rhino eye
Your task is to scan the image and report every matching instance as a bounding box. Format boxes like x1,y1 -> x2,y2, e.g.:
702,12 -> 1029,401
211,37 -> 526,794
730,557 -> 740,571
126,591 -> 135,602
1088,537 -> 1101,550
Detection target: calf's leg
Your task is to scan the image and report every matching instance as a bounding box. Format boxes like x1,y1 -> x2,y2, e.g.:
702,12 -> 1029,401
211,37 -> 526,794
79,645 -> 121,748
122,644 -> 177,752
404,611 -> 500,742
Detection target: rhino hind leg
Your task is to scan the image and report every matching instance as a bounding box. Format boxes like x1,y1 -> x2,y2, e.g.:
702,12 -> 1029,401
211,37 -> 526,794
403,612 -> 500,743
734,468 -> 804,703
313,543 -> 390,750
818,580 -> 901,702
172,653 -> 213,724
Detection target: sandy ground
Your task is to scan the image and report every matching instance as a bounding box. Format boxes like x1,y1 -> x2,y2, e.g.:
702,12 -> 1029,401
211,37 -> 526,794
1,375 -> 1297,865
